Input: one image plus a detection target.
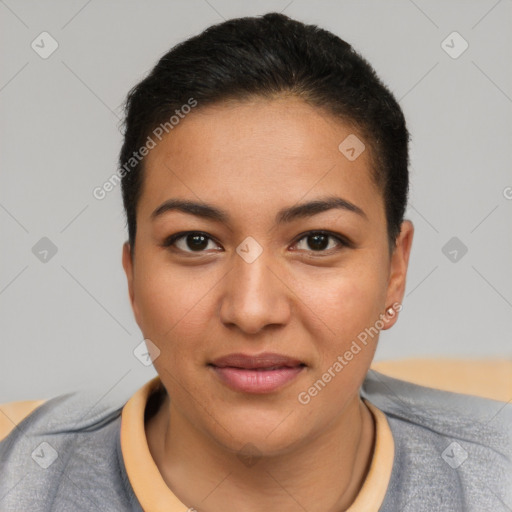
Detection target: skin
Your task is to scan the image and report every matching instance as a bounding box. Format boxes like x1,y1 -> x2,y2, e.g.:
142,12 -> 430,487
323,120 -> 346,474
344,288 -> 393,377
122,95 -> 414,512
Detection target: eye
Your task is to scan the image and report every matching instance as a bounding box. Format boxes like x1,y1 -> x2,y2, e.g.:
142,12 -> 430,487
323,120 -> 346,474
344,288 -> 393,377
162,231 -> 222,253
292,231 -> 349,253
162,230 -> 350,255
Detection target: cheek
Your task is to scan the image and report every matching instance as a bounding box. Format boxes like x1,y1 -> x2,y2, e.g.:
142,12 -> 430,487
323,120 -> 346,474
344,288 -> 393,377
291,262 -> 387,345
294,272 -> 385,413
133,257 -> 214,347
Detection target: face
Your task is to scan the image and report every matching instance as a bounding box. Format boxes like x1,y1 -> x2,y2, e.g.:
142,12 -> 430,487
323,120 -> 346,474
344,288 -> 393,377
122,95 -> 413,455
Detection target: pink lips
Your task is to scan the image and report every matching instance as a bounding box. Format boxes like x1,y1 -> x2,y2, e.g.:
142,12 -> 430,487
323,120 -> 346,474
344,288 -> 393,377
209,352 -> 305,394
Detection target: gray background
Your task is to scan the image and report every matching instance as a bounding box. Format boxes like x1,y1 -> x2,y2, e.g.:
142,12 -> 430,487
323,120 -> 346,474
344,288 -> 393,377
1,0 -> 511,403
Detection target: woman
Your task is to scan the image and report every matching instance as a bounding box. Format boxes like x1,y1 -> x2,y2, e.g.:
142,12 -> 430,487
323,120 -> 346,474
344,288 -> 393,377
1,12 -> 510,512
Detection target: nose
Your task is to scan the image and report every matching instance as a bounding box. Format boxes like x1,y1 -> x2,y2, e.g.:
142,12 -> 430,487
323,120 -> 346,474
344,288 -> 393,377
219,249 -> 291,335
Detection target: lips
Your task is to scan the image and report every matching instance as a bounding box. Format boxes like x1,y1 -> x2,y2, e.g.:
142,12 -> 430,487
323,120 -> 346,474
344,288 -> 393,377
209,352 -> 306,393
211,352 -> 304,369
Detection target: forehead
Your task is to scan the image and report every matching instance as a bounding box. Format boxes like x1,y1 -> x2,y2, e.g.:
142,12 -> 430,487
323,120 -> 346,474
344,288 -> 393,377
140,96 -> 382,220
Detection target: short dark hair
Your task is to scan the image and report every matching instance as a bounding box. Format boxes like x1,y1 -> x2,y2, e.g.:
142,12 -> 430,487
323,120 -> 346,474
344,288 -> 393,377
119,12 -> 409,253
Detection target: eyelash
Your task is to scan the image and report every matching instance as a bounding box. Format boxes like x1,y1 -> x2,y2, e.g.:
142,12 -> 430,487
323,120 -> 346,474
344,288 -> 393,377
161,230 -> 352,255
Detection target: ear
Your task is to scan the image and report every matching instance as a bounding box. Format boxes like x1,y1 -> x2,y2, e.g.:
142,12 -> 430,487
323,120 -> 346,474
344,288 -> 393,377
381,220 -> 414,330
122,241 -> 140,324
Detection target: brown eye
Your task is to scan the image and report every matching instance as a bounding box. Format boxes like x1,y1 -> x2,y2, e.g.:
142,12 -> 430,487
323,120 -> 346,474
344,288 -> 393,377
293,231 -> 347,252
183,234 -> 209,251
163,232 -> 221,253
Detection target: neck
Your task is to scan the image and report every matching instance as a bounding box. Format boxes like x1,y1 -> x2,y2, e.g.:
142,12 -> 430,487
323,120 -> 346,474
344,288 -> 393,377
146,392 -> 376,512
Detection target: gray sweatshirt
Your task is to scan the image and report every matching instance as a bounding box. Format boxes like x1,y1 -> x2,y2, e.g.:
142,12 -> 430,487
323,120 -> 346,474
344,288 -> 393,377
0,370 -> 510,511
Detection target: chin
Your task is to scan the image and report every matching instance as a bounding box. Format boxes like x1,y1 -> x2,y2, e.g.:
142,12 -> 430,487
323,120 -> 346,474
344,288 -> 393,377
207,407 -> 308,456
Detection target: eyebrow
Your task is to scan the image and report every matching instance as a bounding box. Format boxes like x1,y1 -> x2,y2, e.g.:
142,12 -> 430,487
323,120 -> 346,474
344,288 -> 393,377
150,196 -> 367,224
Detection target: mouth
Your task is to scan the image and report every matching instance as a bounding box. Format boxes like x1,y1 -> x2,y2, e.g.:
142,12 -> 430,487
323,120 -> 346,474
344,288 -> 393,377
209,352 -> 306,394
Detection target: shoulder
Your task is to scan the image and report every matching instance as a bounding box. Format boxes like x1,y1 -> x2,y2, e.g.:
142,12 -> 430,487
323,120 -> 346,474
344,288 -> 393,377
362,366 -> 512,443
0,388 -> 121,443
362,370 -> 512,511
0,387 -> 134,511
